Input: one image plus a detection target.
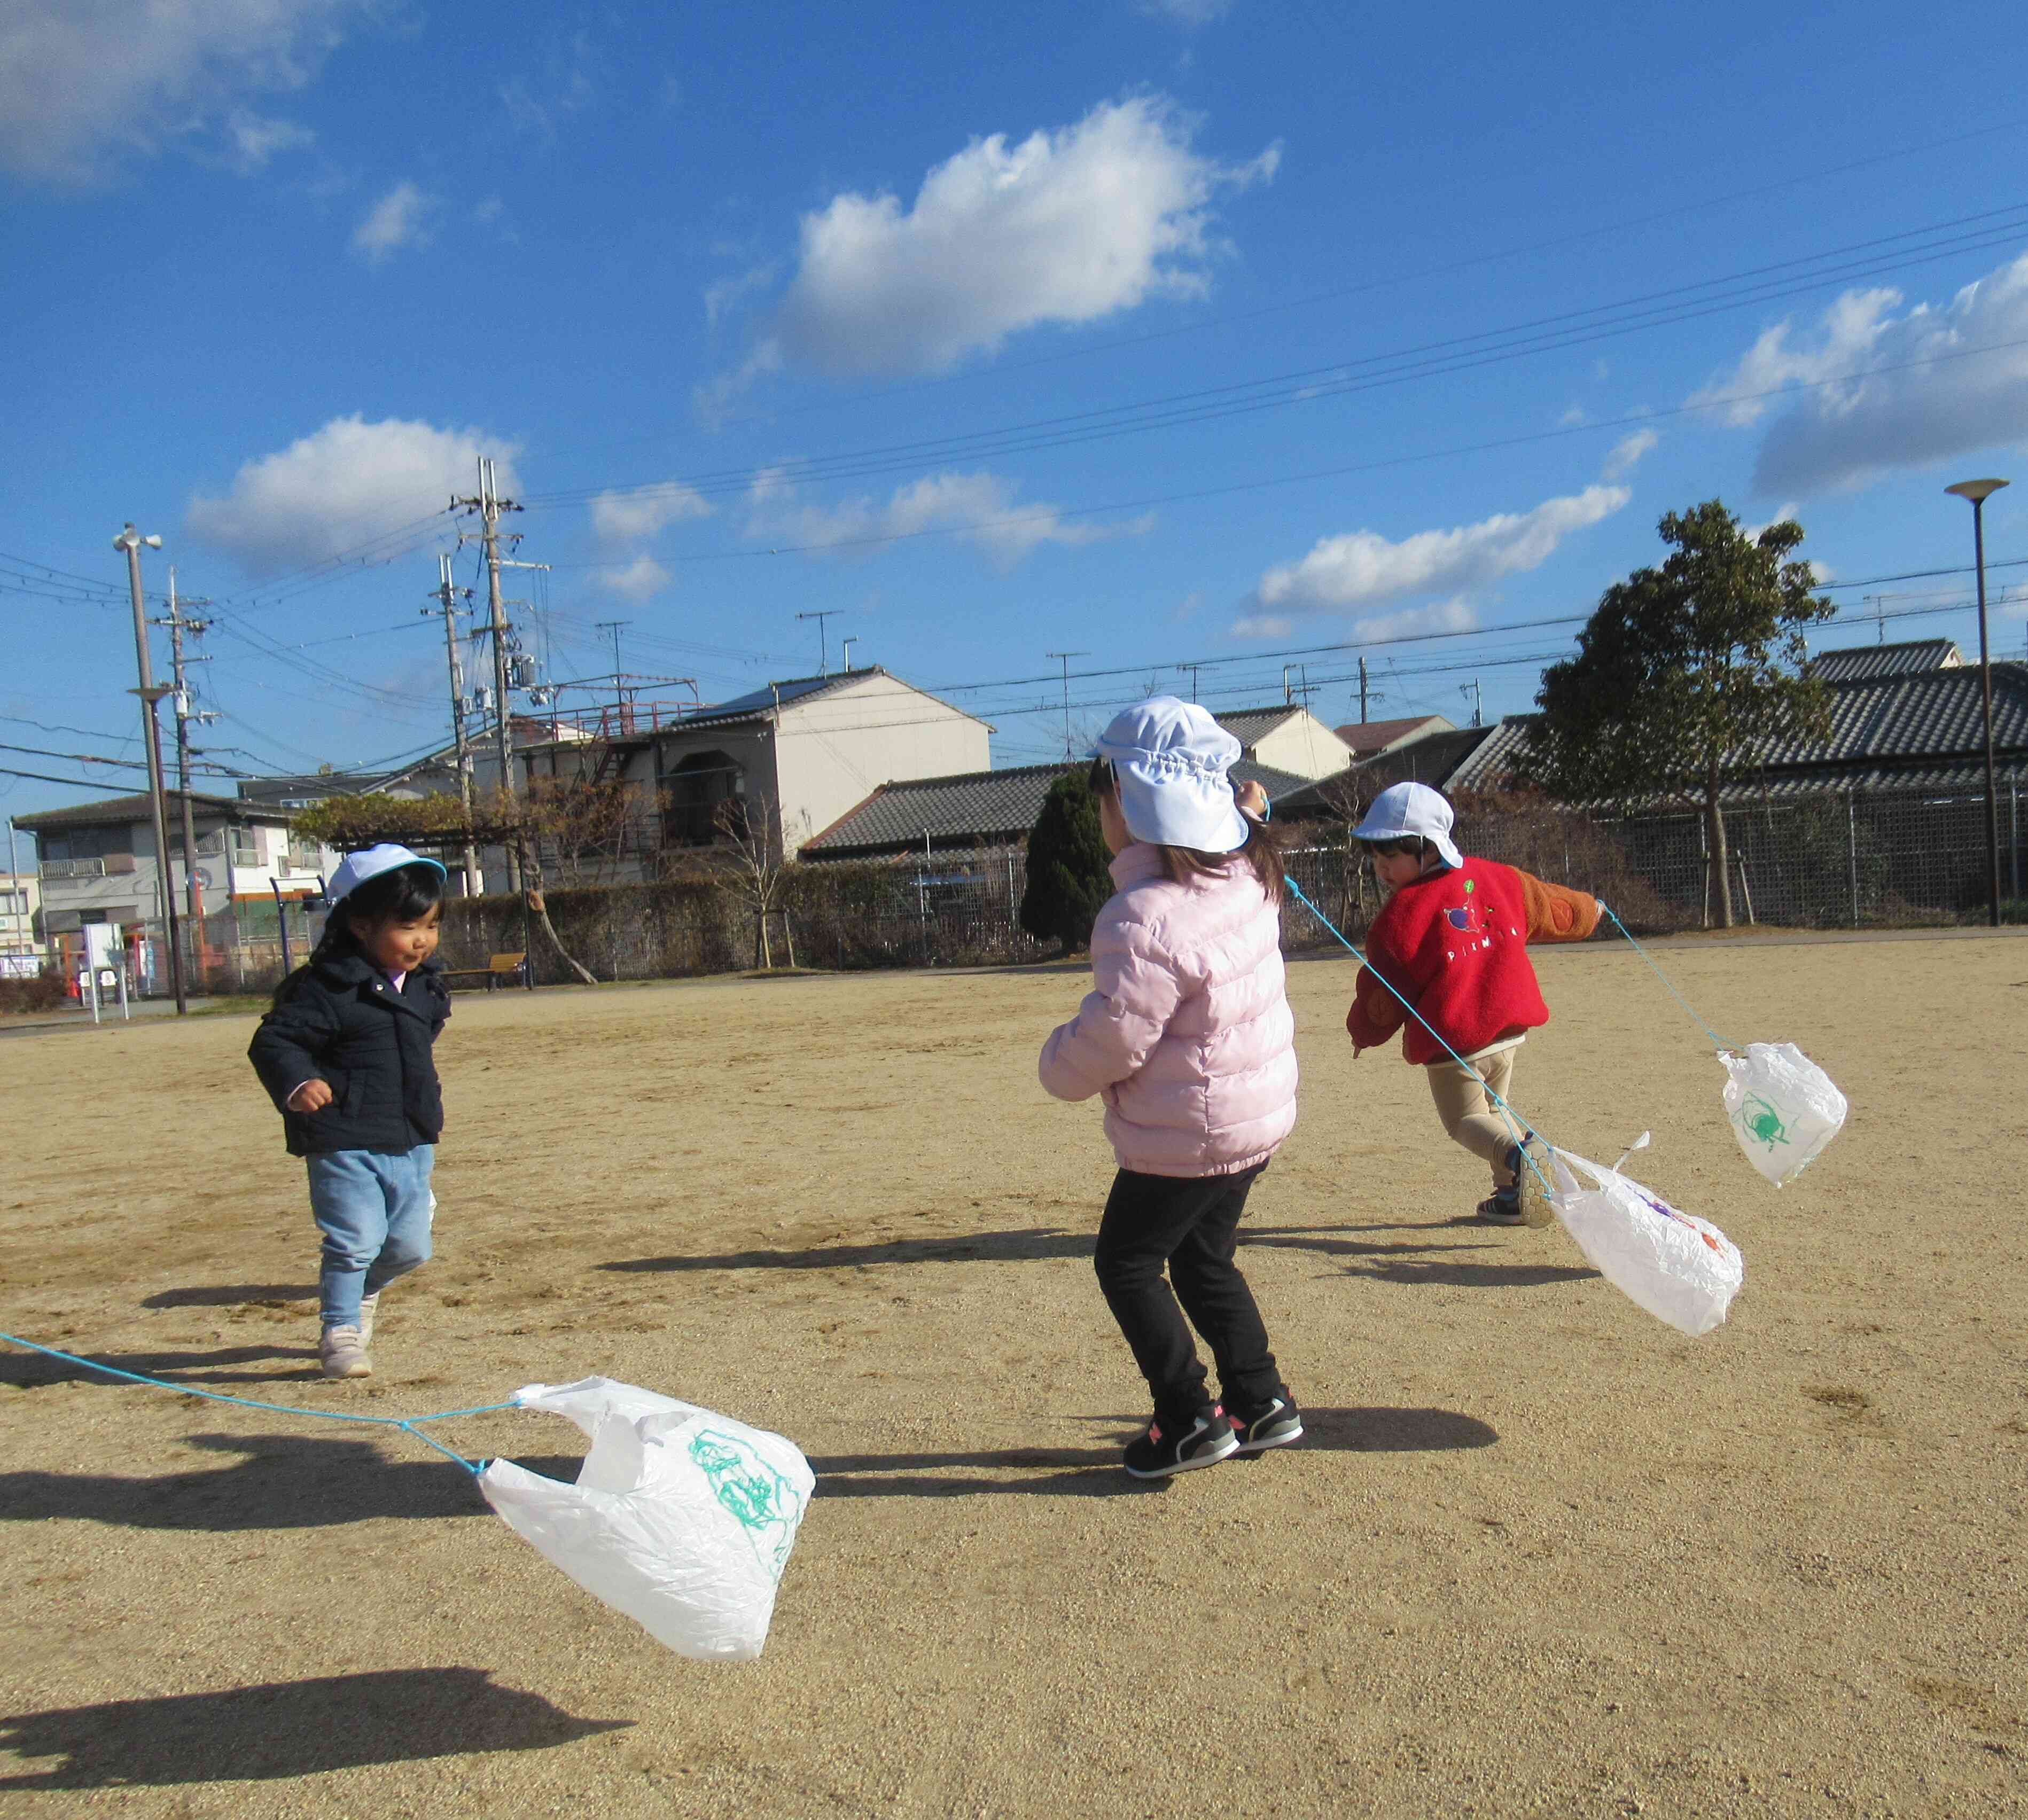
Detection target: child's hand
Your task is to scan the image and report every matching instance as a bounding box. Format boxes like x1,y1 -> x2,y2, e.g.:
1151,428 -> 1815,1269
287,1079 -> 333,1113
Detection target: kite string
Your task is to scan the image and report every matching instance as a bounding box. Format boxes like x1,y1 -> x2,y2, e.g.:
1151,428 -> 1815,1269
1596,902 -> 1742,1054
1282,877 -> 1556,1201
0,1331 -> 513,1475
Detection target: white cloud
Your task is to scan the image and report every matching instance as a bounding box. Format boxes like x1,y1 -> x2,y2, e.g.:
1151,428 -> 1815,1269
748,467 -> 1153,569
498,34 -> 595,142
743,96 -> 1277,382
1141,0 -> 1236,20
0,0 -> 366,184
589,484 -> 713,545
596,554 -> 672,603
1690,252 -> 2028,495
1601,428 -> 1658,480
1240,484 -> 1630,626
704,262 -> 779,329
187,416 -> 519,575
351,180 -> 436,263
223,107 -> 314,173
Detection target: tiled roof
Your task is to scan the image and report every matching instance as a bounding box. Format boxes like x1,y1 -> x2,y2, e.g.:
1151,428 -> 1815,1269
1807,640 -> 1962,683
1213,705 -> 1303,747
669,666 -> 986,732
1430,662 -> 2028,799
12,791 -> 277,831
1270,727 -> 1504,817
1332,714 -> 1454,755
802,759 -> 1314,858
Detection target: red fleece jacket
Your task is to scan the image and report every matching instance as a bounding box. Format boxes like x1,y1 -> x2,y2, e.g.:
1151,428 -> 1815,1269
1346,858 -> 1601,1065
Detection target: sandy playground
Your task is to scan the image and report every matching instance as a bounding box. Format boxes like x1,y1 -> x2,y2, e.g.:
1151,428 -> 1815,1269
1,932 -> 2024,1818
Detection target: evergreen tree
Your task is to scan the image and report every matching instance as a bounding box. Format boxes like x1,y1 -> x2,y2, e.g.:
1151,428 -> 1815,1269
1020,770 -> 1113,952
1520,499 -> 1833,926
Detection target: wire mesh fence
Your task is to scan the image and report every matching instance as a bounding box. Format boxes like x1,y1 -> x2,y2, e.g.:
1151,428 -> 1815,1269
15,782 -> 2025,1004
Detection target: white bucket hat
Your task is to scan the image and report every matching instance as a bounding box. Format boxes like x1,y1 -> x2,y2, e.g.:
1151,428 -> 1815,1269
1092,696 -> 1249,855
1352,782 -> 1464,870
325,842 -> 447,909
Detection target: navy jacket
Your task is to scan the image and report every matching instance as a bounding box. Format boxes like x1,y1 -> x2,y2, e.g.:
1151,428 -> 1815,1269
248,954 -> 451,1157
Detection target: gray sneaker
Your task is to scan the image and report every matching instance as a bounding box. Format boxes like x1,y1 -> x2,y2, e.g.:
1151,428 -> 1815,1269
356,1291 -> 380,1349
319,1324 -> 371,1380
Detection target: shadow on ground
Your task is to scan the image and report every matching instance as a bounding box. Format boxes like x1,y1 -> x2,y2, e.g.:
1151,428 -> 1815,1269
141,1284 -> 316,1309
810,1404 -> 1496,1498
0,1433 -> 583,1532
1242,1224 -> 1600,1290
0,1669 -> 630,1788
0,1342 -> 323,1390
597,1220 -> 1561,1279
599,1227 -> 1093,1273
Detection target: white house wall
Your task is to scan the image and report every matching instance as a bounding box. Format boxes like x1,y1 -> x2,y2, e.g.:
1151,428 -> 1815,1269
1253,714 -> 1353,780
771,674 -> 989,855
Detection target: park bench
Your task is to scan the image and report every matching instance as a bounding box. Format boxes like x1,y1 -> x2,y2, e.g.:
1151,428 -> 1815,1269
441,951 -> 530,992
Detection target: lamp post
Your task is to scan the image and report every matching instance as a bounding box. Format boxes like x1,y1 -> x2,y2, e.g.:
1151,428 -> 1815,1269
1945,478 -> 2011,928
114,524 -> 187,1013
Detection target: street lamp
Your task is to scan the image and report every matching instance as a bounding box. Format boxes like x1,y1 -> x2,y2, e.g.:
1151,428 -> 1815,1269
1944,478 -> 2011,928
113,524 -> 187,1013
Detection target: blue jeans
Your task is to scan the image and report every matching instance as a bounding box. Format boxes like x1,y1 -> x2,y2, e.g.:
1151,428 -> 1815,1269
307,1147 -> 436,1330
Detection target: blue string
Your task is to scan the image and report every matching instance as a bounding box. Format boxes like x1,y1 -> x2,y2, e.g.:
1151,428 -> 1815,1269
1283,877 -> 1556,1200
0,1331 -> 516,1476
1595,903 -> 1741,1054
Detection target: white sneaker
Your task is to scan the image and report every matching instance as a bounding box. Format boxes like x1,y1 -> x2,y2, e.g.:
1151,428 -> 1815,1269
356,1292 -> 380,1348
319,1325 -> 371,1379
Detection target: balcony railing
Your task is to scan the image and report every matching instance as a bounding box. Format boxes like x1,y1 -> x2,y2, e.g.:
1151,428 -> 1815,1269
41,858 -> 107,879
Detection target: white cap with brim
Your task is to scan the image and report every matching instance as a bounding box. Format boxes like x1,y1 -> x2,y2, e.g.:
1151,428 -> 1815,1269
325,842 -> 448,909
1351,782 -> 1464,870
1093,696 -> 1250,855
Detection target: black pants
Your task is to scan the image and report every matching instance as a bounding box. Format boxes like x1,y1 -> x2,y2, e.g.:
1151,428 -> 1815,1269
1093,1163 -> 1285,1426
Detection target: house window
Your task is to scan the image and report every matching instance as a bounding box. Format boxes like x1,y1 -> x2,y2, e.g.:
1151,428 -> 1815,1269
0,890 -> 25,916
228,828 -> 259,868
661,751 -> 744,846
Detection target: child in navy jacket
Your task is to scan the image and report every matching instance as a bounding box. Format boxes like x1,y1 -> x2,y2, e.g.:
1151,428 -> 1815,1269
249,845 -> 451,1379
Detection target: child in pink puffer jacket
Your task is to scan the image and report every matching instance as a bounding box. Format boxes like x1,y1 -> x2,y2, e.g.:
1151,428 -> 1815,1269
1039,697 -> 1301,1479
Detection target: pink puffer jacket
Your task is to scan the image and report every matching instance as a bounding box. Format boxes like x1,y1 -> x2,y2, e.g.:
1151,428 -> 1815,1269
1038,844 -> 1298,1177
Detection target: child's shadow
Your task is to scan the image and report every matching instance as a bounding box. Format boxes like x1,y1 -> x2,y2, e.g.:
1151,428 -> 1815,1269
0,1343 -> 322,1391
1243,1223 -> 1598,1290
810,1404 -> 1496,1498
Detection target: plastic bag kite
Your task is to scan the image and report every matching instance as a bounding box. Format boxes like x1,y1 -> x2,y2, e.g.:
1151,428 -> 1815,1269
479,1376 -> 814,1662
1720,1042 -> 1847,1187
1547,1138 -> 1744,1337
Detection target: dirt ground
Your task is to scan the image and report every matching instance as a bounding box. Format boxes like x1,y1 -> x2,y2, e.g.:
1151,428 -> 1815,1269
1,934 -> 2024,1818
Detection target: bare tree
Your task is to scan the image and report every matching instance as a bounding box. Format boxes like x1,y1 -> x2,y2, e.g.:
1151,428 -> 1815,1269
707,791 -> 807,970
522,773 -> 637,888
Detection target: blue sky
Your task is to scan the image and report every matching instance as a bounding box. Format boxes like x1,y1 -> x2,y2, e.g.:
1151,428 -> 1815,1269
6,0 -> 2028,835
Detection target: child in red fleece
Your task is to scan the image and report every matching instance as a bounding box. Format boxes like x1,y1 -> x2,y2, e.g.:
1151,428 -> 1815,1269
1345,783 -> 1600,1224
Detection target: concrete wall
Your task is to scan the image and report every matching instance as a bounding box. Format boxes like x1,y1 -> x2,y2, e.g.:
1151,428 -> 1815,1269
773,673 -> 990,855
1252,712 -> 1354,780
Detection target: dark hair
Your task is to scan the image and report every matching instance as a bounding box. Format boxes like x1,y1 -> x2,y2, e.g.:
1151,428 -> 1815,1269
1088,759 -> 1286,904
270,861 -> 444,1007
1358,834 -> 1437,861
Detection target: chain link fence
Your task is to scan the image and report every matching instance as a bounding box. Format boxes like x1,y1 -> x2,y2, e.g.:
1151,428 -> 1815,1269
19,782 -> 2023,1004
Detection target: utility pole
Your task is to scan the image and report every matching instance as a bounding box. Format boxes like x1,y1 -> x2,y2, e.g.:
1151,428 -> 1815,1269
594,619 -> 631,701
114,523 -> 185,1014
1460,678 -> 1483,728
453,457 -> 524,888
426,555 -> 482,897
1179,662 -> 1202,704
1358,656 -> 1373,724
796,609 -> 841,675
158,568 -> 215,941
1046,651 -> 1088,760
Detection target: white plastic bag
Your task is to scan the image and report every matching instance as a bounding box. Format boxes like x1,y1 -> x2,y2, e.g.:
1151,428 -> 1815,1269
1720,1042 -> 1847,1186
478,1376 -> 813,1662
1549,1146 -> 1744,1337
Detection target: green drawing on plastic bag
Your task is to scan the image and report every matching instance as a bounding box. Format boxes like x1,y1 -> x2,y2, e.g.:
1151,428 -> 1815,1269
689,1430 -> 804,1579
1737,1092 -> 1790,1152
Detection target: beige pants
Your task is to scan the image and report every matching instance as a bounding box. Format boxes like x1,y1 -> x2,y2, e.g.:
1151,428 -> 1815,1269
1425,1048 -> 1520,1186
